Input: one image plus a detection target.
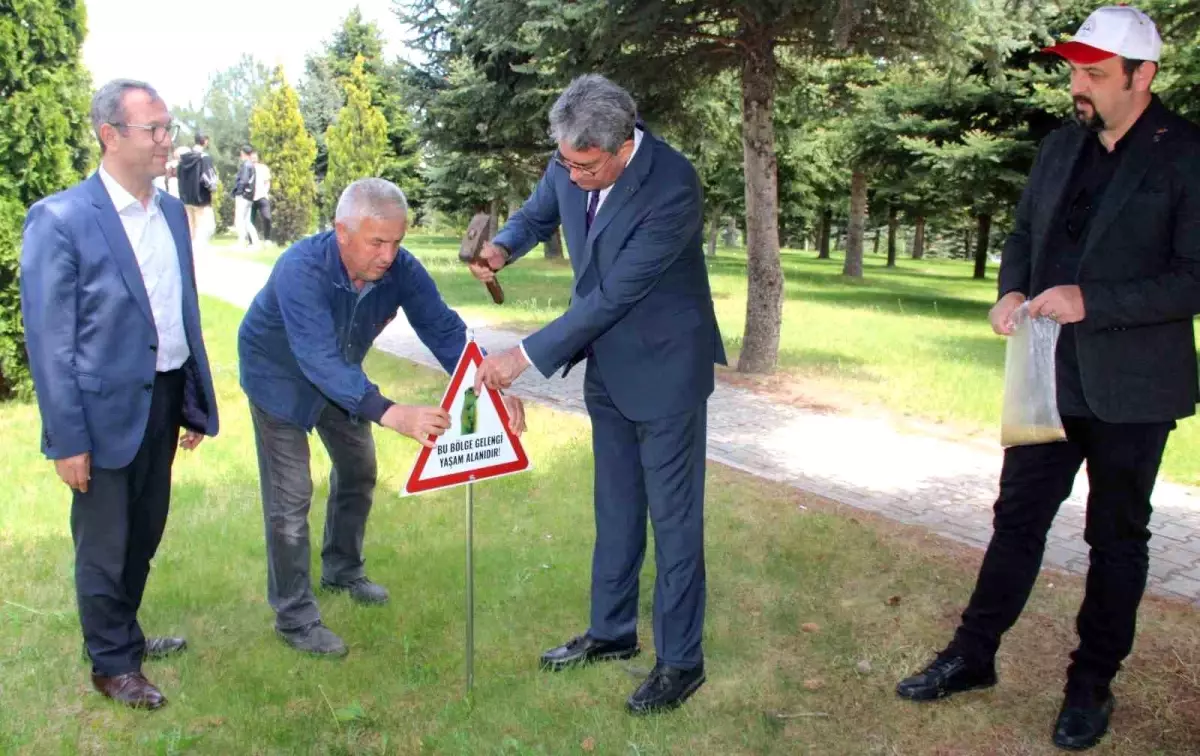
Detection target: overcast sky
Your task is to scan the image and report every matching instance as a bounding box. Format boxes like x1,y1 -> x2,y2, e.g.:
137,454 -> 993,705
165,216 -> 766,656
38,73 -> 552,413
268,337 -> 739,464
81,0 -> 410,109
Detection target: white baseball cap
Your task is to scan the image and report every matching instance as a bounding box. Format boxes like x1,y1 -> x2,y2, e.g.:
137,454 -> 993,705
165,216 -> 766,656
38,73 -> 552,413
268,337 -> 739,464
1043,5 -> 1162,64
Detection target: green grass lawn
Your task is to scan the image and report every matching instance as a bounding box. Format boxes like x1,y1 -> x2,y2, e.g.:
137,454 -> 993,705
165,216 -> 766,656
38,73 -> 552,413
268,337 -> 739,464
2,296 -> 1199,754
215,232 -> 1200,485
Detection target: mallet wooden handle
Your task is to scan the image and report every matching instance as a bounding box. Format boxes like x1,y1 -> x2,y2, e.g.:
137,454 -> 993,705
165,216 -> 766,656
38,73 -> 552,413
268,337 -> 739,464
485,279 -> 504,305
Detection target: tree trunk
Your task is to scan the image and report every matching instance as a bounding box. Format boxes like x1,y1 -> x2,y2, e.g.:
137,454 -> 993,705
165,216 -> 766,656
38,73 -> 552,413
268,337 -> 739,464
872,226 -> 880,256
886,205 -> 898,268
963,228 -> 971,259
912,215 -> 926,259
706,212 -> 721,257
843,169 -> 867,279
543,226 -> 563,259
817,208 -> 831,259
974,213 -> 992,280
736,38 -> 782,374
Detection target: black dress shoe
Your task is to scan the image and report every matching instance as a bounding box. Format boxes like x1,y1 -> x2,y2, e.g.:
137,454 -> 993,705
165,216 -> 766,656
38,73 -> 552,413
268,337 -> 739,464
1053,692 -> 1114,751
895,653 -> 997,701
145,637 -> 188,660
626,661 -> 706,714
539,633 -> 639,671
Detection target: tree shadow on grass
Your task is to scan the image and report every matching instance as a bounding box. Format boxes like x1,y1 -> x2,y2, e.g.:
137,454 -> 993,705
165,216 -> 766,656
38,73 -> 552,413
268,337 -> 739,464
788,287 -> 992,322
722,344 -> 877,383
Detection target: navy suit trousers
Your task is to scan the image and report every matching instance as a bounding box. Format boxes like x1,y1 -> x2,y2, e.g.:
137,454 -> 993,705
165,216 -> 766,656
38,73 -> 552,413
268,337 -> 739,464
584,359 -> 707,669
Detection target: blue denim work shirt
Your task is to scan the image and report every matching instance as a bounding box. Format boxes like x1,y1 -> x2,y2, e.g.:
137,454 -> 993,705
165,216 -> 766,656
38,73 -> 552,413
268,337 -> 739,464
238,230 -> 467,429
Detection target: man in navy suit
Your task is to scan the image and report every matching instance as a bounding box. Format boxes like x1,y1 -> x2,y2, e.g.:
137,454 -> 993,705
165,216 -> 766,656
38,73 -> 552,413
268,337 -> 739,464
20,79 -> 220,710
472,74 -> 725,714
238,178 -> 525,657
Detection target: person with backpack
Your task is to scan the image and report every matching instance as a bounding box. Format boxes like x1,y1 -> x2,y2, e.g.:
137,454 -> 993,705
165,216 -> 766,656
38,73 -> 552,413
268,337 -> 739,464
176,132 -> 217,250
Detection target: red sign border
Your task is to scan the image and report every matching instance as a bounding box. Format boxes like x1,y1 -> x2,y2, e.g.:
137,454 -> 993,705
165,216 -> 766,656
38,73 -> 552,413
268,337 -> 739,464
402,341 -> 530,495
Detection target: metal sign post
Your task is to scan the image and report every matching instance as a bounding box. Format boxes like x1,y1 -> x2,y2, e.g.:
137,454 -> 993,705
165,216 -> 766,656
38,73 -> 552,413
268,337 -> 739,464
465,477 -> 475,694
398,330 -> 531,696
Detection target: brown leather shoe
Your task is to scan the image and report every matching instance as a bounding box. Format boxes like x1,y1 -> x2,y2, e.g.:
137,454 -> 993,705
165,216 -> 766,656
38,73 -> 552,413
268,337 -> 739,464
91,672 -> 167,710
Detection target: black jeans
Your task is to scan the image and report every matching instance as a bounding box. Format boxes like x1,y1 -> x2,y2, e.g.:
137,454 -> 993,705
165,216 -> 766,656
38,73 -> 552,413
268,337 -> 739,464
75,370 -> 183,677
950,416 -> 1173,691
251,198 -> 271,242
249,400 -> 376,631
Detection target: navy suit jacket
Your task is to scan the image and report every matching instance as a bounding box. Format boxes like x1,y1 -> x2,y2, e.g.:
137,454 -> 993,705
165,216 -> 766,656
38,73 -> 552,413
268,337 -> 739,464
20,173 -> 219,470
493,128 -> 726,422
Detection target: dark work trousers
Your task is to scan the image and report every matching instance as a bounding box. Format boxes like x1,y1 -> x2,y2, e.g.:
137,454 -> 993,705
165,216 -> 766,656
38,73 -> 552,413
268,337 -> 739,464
74,370 -> 184,677
249,400 -> 377,631
950,416 -> 1173,692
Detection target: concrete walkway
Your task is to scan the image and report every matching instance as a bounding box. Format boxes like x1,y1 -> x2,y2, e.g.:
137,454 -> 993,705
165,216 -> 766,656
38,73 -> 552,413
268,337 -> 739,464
195,250 -> 1200,603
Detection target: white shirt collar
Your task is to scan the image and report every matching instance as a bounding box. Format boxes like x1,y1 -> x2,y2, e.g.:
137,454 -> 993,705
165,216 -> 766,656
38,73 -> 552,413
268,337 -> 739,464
98,164 -> 159,214
629,125 -> 644,162
597,126 -> 644,200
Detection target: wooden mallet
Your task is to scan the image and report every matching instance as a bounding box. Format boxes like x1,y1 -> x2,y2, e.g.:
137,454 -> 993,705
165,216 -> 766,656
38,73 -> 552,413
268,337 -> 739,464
459,212 -> 504,305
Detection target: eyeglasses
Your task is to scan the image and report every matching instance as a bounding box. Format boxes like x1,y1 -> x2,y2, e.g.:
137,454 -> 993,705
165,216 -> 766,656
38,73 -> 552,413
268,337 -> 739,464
110,121 -> 180,144
553,150 -> 614,178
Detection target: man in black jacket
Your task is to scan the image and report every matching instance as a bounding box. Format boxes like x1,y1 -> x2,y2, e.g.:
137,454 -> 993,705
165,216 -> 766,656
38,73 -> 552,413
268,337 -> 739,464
895,6 -> 1200,751
176,132 -> 217,249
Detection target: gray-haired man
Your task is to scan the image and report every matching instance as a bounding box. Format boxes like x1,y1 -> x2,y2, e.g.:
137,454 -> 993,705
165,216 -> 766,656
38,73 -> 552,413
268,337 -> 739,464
238,178 -> 526,655
472,74 -> 724,713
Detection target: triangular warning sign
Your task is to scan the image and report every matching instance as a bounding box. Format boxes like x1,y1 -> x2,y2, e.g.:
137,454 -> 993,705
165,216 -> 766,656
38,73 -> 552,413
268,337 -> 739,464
402,341 -> 531,496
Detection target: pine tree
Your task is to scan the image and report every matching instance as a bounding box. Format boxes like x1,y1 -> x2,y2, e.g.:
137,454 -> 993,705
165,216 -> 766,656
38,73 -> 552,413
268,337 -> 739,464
0,0 -> 94,398
451,0 -> 962,373
249,67 -> 318,243
323,56 -> 390,221
302,9 -> 425,224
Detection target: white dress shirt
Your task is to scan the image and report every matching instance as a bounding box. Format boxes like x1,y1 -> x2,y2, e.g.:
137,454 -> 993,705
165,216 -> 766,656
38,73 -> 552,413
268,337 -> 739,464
98,166 -> 190,372
517,126 -> 645,368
